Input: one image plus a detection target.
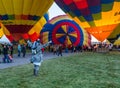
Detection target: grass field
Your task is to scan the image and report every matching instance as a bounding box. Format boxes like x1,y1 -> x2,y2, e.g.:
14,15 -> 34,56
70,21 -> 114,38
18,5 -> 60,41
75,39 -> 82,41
0,51 -> 120,88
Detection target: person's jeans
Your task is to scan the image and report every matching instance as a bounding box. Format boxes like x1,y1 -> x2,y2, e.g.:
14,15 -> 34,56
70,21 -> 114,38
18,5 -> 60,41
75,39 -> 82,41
3,54 -> 9,63
18,50 -> 21,57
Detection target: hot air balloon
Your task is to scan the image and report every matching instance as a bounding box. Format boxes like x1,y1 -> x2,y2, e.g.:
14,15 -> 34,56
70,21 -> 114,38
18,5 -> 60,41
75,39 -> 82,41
41,15 -> 84,47
3,13 -> 50,42
0,0 -> 54,41
55,0 -> 120,42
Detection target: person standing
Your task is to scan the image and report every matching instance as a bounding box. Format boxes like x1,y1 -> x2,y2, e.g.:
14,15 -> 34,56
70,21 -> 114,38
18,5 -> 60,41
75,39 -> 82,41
9,44 -> 14,58
30,41 -> 52,76
17,44 -> 21,57
22,44 -> 26,57
2,44 -> 9,63
53,45 -> 57,55
58,44 -> 63,56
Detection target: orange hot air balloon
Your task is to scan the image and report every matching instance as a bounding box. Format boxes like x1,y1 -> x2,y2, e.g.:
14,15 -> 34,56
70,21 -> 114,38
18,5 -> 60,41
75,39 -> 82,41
55,0 -> 120,42
0,0 -> 53,41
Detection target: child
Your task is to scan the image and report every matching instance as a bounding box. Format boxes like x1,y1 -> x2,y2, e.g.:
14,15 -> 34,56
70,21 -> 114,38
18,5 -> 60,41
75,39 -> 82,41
30,41 -> 52,76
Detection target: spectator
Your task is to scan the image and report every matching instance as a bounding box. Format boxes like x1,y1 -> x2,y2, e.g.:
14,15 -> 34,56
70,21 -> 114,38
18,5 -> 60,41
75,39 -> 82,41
21,44 -> 26,57
2,44 -> 9,63
17,44 -> 22,57
9,44 -> 14,58
58,44 -> 63,56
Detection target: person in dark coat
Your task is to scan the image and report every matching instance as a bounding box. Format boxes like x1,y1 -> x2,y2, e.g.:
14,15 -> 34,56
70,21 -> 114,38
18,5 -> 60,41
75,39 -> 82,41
2,44 -> 9,63
9,44 -> 14,58
22,44 -> 26,57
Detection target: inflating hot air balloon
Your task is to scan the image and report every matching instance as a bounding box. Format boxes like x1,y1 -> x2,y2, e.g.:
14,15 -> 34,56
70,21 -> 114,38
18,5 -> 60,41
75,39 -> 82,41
40,15 -> 86,47
55,0 -> 120,42
0,0 -> 54,41
3,13 -> 49,42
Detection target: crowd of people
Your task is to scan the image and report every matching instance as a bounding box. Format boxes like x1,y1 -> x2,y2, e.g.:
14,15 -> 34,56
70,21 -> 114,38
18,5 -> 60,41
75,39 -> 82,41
49,43 -> 120,55
1,40 -> 120,64
0,39 -> 52,76
0,43 -> 27,63
0,44 -> 14,63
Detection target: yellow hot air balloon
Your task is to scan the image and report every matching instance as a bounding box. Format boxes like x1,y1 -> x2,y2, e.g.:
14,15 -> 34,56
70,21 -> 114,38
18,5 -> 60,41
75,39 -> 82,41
55,0 -> 120,42
0,0 -> 53,41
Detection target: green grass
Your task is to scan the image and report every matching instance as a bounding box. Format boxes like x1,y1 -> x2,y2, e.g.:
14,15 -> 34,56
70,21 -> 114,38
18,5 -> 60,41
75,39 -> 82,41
0,52 -> 120,88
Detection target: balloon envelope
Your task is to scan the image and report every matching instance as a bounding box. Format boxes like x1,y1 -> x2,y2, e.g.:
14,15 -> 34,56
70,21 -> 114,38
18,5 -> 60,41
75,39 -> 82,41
41,15 -> 85,46
3,13 -> 49,42
0,0 -> 53,41
55,0 -> 120,42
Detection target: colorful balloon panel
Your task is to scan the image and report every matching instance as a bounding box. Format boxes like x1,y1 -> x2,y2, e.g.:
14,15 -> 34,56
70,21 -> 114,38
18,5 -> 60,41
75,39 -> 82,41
55,0 -> 120,27
40,24 -> 53,44
40,32 -> 51,44
82,28 -> 91,46
51,15 -> 82,46
52,20 -> 83,46
55,0 -> 120,42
